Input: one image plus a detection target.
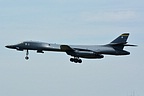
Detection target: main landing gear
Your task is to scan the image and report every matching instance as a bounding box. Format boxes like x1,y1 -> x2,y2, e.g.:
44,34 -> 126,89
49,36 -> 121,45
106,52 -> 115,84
25,50 -> 29,60
70,57 -> 82,63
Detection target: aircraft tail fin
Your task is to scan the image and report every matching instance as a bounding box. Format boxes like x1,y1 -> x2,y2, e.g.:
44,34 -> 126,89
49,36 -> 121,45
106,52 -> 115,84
110,33 -> 129,44
110,33 -> 129,50
109,33 -> 137,50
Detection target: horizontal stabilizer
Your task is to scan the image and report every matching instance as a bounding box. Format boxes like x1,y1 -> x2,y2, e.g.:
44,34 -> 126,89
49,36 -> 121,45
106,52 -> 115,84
109,43 -> 137,47
123,44 -> 137,47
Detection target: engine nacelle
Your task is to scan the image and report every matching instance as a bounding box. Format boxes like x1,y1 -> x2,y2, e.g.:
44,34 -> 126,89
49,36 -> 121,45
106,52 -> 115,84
67,50 -> 104,59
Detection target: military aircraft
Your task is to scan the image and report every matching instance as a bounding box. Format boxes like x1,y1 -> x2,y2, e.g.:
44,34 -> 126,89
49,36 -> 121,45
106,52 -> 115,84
5,33 -> 136,63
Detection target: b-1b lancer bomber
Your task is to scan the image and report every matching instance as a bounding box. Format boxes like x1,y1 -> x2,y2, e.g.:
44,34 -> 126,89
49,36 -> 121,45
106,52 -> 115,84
5,33 -> 136,63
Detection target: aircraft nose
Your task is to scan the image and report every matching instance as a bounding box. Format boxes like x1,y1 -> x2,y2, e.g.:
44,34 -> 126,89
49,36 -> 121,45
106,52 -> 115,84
5,45 -> 14,49
5,45 -> 10,48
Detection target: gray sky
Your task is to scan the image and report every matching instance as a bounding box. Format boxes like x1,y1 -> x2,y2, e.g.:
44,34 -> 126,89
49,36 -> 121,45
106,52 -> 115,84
0,0 -> 144,96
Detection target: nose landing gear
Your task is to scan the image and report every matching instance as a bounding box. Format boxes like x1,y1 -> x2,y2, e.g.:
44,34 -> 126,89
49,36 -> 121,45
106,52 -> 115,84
25,50 -> 29,60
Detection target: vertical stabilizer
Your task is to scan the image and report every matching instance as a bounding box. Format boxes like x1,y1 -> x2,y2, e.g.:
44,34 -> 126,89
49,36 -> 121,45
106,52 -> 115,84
110,33 -> 129,44
110,33 -> 129,50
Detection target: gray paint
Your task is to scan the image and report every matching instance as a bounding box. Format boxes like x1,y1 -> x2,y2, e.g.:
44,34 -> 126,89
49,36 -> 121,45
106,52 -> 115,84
5,33 -> 135,63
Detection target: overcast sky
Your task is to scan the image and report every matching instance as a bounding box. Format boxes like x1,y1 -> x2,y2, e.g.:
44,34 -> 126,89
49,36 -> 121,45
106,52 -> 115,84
0,0 -> 144,96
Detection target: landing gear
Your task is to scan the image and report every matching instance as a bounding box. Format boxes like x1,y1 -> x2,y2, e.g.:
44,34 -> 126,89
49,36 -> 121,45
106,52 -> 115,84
70,57 -> 82,63
25,56 -> 29,60
25,50 -> 29,60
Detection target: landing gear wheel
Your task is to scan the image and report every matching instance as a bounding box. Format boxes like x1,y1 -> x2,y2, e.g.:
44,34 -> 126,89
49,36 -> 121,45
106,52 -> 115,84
74,59 -> 78,63
70,58 -> 74,62
78,59 -> 82,63
25,56 -> 29,60
70,58 -> 82,63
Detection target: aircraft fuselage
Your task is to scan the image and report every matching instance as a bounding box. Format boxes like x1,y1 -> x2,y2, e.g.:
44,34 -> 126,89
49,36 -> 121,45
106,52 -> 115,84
6,41 -> 130,56
6,33 -> 136,63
